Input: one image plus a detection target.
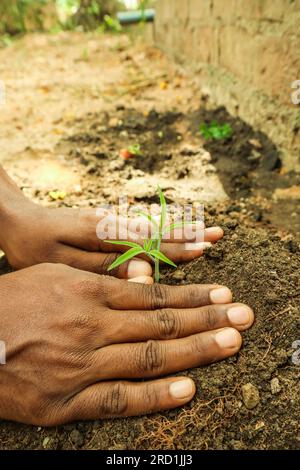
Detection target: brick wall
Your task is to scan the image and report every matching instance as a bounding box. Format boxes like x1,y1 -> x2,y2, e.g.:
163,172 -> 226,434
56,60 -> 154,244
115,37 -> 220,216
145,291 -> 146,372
155,0 -> 300,169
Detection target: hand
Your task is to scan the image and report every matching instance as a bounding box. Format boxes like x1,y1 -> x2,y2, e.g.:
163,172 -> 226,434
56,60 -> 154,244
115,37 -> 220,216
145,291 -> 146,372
0,264 -> 254,425
0,196 -> 223,280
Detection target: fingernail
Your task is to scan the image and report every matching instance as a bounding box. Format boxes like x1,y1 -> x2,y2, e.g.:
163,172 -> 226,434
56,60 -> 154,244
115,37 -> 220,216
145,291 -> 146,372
215,328 -> 240,349
187,242 -> 212,250
227,306 -> 251,326
205,227 -> 224,237
128,276 -> 154,285
127,259 -> 152,278
169,379 -> 195,399
210,287 -> 232,304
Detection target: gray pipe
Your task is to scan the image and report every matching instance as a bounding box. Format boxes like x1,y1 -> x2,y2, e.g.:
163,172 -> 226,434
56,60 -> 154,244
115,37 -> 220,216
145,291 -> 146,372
117,9 -> 155,25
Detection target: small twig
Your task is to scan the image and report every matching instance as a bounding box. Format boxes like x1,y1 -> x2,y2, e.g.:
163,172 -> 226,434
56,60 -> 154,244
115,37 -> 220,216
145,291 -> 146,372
259,335 -> 273,363
265,306 -> 291,322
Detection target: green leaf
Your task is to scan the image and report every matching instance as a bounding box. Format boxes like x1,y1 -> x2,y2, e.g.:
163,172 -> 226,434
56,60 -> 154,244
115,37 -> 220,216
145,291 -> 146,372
104,240 -> 141,249
144,239 -> 153,252
157,185 -> 167,233
150,250 -> 177,268
107,247 -> 145,271
200,123 -> 211,140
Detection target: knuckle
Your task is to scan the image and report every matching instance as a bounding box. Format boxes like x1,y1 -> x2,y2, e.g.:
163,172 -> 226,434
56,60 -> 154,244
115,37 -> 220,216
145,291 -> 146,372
24,394 -> 58,426
202,306 -> 218,330
191,334 -> 207,356
137,340 -> 165,374
154,309 -> 180,339
148,283 -> 170,309
71,274 -> 108,297
71,311 -> 93,332
142,383 -> 160,412
99,383 -> 128,417
100,253 -> 120,275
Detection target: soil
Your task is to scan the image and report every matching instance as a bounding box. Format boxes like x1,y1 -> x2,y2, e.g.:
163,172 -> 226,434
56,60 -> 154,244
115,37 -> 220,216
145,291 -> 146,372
0,32 -> 299,450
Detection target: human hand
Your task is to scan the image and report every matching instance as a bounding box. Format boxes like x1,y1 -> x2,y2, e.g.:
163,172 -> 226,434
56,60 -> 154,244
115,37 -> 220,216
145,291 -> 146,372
0,264 -> 254,425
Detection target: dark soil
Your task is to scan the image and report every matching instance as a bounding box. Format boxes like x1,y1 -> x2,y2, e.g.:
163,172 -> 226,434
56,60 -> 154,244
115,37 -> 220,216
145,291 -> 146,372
0,106 -> 299,450
190,105 -> 299,199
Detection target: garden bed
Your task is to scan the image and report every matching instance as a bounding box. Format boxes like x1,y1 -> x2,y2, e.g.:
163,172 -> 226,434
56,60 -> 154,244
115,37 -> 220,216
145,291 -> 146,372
0,105 -> 299,450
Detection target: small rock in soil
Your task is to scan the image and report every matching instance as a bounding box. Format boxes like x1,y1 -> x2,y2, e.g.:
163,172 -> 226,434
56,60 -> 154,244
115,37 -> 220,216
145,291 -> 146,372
270,378 -> 281,395
86,163 -> 98,174
285,240 -> 299,253
70,429 -> 84,447
265,291 -> 279,303
241,383 -> 260,409
225,221 -> 238,230
171,269 -> 186,281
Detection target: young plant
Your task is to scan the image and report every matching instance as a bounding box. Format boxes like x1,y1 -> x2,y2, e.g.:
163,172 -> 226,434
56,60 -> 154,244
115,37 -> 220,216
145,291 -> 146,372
104,186 -> 195,283
120,143 -> 142,160
200,121 -> 232,141
127,143 -> 142,156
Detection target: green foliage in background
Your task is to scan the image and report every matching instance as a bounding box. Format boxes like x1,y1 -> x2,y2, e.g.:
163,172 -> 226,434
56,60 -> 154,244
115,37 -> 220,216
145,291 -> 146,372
70,0 -> 122,31
0,0 -> 53,35
0,0 -> 123,36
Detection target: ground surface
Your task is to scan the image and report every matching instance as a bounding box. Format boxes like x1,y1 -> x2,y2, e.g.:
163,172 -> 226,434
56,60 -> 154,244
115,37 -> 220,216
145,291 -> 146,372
0,32 -> 299,450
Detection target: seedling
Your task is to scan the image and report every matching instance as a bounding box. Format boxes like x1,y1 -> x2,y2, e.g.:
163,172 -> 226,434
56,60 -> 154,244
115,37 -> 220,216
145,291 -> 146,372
200,121 -> 232,141
128,144 -> 142,155
120,143 -> 142,160
104,186 -> 195,282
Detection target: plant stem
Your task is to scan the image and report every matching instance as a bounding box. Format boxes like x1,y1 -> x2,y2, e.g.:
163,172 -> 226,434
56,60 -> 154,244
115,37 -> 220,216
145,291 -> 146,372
154,232 -> 162,283
154,258 -> 160,283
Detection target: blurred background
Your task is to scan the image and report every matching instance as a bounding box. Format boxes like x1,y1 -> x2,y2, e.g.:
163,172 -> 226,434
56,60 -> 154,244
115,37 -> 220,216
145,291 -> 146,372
0,1 -> 155,34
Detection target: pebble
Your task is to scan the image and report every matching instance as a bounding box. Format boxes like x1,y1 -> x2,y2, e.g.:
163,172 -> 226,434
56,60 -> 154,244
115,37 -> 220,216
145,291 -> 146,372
241,383 -> 260,409
119,130 -> 129,138
172,270 -> 186,281
285,240 -> 299,253
270,377 -> 281,395
225,221 -> 238,230
42,437 -> 51,449
70,429 -> 84,447
108,117 -> 119,127
265,291 -> 279,303
109,160 -> 125,171
86,163 -> 97,174
74,184 -> 83,196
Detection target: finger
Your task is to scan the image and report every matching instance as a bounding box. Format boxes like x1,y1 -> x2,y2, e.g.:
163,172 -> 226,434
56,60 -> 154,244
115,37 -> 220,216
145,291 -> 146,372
102,303 -> 254,344
92,327 -> 242,380
103,220 -> 223,244
59,246 -> 152,279
159,241 -> 212,262
204,227 -> 224,243
103,278 -> 232,310
161,225 -> 223,243
58,208 -> 223,252
60,377 -> 196,423
98,232 -> 221,264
